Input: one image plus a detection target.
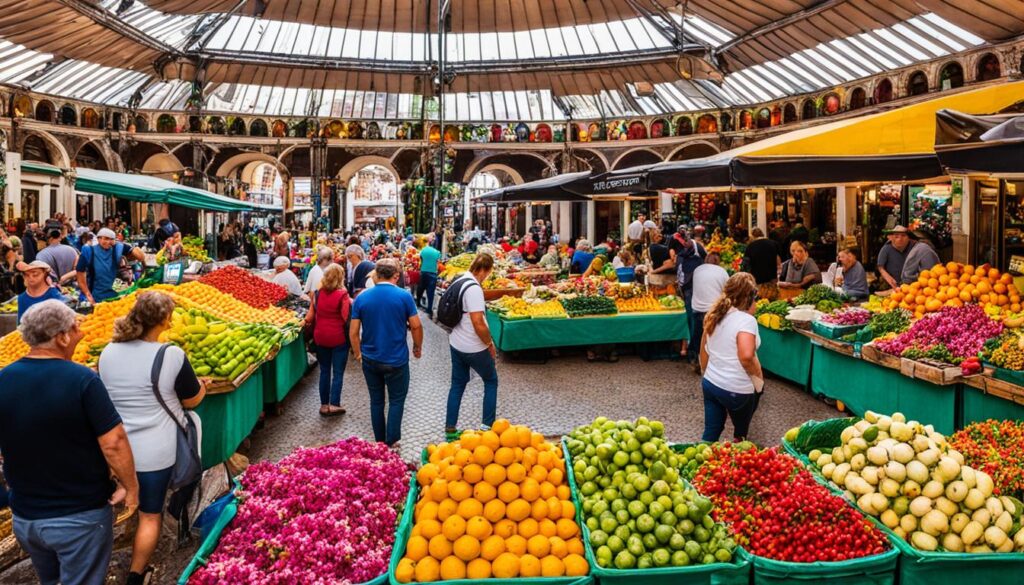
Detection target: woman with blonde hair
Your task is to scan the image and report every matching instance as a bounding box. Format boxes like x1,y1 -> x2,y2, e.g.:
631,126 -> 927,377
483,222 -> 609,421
97,291 -> 204,585
305,263 -> 352,416
699,272 -> 765,442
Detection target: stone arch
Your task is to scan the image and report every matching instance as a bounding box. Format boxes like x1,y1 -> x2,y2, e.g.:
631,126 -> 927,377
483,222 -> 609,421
801,99 -> 817,120
227,117 -> 246,136
215,151 -> 291,182
573,149 -> 608,174
873,78 -> 894,104
81,108 -> 101,129
141,152 -> 185,180
939,61 -> 965,89
74,140 -> 120,172
58,104 -> 77,125
611,148 -> 662,170
20,129 -> 71,167
250,119 -> 269,137
471,163 -> 525,186
11,94 -> 32,118
74,142 -> 111,170
848,87 -> 867,109
975,52 -> 1001,82
783,103 -> 798,123
461,151 -> 555,184
156,114 -> 177,133
668,141 -> 720,161
755,107 -> 772,129
336,155 -> 400,185
132,114 -> 149,132
907,70 -> 929,96
34,100 -> 55,122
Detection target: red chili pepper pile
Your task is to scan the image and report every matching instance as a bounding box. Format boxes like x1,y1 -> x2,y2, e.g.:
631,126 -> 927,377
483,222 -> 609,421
691,444 -> 890,563
199,265 -> 288,308
951,419 -> 1024,499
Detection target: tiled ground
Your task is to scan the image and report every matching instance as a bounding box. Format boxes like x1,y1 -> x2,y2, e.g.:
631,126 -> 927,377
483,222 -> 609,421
1,313 -> 837,585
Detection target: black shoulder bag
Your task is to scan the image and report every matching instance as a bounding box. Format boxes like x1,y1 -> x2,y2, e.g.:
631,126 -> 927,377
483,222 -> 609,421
151,344 -> 202,490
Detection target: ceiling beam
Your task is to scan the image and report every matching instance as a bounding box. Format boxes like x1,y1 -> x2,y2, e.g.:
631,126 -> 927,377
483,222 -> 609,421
715,0 -> 852,57
53,0 -> 179,55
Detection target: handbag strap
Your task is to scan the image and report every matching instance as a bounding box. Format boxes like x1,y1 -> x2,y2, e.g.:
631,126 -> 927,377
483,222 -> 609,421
151,343 -> 187,433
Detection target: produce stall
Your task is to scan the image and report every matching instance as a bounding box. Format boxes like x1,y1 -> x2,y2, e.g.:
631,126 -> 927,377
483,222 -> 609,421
487,311 -> 687,352
261,336 -> 308,404
756,326 -> 812,387
193,370 -> 264,469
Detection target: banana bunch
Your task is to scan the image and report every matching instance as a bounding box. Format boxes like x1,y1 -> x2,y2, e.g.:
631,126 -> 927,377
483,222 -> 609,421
0,299 -> 17,314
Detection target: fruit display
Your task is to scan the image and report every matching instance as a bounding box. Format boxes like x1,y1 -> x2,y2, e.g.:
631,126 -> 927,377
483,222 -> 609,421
440,253 -> 475,281
560,295 -> 617,317
658,295 -> 684,310
807,410 -> 1024,552
189,438 -> 409,584
73,292 -> 139,366
704,233 -> 745,274
488,296 -> 531,320
875,304 -> 1003,365
565,417 -> 738,570
844,308 -> 912,343
821,307 -> 872,326
674,443 -> 712,480
0,330 -> 29,368
615,296 -> 662,313
982,329 -> 1024,370
951,420 -> 1024,500
792,284 -> 845,309
755,300 -> 791,330
693,443 -> 891,562
164,308 -> 285,379
0,297 -> 17,314
527,299 -> 567,319
199,265 -> 288,309
786,418 -> 858,455
882,262 -> 1020,317
395,420 -> 588,582
155,282 -> 299,327
181,235 -> 211,263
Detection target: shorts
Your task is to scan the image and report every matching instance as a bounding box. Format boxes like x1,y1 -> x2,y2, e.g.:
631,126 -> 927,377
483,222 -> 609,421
137,467 -> 173,514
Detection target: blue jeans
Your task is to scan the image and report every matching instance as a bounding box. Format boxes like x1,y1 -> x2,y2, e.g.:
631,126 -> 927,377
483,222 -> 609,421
446,346 -> 499,429
13,506 -> 114,585
315,344 -> 349,406
682,284 -> 696,362
701,378 -> 761,441
362,358 -> 410,445
418,272 -> 438,314
690,311 -> 706,358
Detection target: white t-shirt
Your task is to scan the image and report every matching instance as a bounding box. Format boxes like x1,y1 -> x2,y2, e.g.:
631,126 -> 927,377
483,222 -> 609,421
273,268 -> 305,297
98,341 -> 194,472
626,220 -> 644,241
691,264 -> 729,313
303,264 -> 324,293
703,309 -> 761,394
449,273 -> 488,353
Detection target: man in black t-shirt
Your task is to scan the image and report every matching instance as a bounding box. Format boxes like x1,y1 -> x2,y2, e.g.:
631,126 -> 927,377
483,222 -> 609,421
0,300 -> 138,585
742,227 -> 782,301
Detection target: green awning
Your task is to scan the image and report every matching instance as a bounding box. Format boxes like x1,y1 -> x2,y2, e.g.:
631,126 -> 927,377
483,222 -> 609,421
21,161 -> 64,176
73,168 -> 254,212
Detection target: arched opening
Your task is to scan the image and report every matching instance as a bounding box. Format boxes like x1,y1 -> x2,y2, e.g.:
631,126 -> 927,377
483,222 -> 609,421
429,124 -> 442,144
849,88 -> 867,110
157,114 -> 177,133
719,113 -> 733,132
288,119 -> 308,137
443,125 -> 460,142
12,95 -> 31,118
133,115 -> 148,132
821,93 -> 841,115
770,106 -> 782,126
695,114 -> 716,134
347,121 -> 364,139
58,105 -> 76,125
627,121 -> 648,140
976,53 -> 1001,82
34,100 -> 54,123
939,62 -> 964,90
801,99 -> 817,120
75,143 -> 109,170
325,120 -> 344,138
247,162 -> 284,207
271,120 -> 287,137
249,119 -> 268,137
739,111 -> 754,130
613,149 -> 661,170
907,71 -> 929,96
81,108 -> 101,129
22,135 -> 53,163
207,116 -> 226,134
111,112 -> 123,131
535,123 -> 553,142
756,108 -> 771,129
783,103 -> 798,123
648,119 -> 667,138
674,116 -> 693,135
874,79 -> 894,104
228,117 -> 246,136
185,116 -> 199,133
347,164 -> 399,228
366,122 -> 382,140
670,142 -> 719,161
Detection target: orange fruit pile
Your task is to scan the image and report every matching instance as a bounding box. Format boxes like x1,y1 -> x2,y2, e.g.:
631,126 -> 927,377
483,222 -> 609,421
153,282 -> 297,327
394,420 -> 588,582
0,330 -> 29,368
883,262 -> 1020,317
73,292 -> 138,366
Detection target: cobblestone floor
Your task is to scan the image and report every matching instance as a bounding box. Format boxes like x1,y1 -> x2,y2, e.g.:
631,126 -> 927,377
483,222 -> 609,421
1,314 -> 837,584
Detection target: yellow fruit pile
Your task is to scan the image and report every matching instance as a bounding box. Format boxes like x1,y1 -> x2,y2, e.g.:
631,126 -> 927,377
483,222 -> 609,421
395,420 -> 588,582
526,300 -> 566,319
0,331 -> 29,368
153,282 -> 297,327
73,292 -> 138,366
883,262 -> 1020,317
615,295 -> 662,313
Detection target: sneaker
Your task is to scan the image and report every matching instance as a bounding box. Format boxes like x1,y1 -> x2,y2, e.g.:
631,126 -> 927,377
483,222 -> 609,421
445,428 -> 462,442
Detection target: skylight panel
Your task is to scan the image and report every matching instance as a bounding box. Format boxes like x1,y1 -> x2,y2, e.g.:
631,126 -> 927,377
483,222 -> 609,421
606,21 -> 637,52
904,16 -> 966,53
514,31 -> 535,59
855,31 -> 913,66
479,33 -> 500,60
788,51 -> 843,86
815,43 -> 872,78
559,26 -> 584,56
461,33 -> 480,61
837,35 -> 898,70
891,23 -> 947,58
622,19 -> 659,51
545,28 -> 568,58
921,13 -> 984,46
530,29 -> 551,58
875,28 -> 929,61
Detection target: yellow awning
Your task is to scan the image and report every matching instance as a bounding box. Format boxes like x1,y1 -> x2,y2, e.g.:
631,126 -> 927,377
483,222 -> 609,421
744,81 -> 1024,158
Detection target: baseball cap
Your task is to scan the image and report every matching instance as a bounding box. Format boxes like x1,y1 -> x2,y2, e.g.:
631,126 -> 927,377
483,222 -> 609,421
16,260 -> 50,272
97,228 -> 117,239
885,225 -> 910,235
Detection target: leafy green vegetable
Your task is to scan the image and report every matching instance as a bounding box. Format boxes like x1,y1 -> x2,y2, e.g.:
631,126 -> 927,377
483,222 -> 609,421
560,295 -> 618,317
792,284 -> 845,307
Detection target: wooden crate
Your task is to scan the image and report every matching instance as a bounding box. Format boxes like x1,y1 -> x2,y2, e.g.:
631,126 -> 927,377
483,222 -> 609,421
860,343 -> 902,370
962,371 -> 1024,405
899,357 -> 962,386
799,329 -> 856,356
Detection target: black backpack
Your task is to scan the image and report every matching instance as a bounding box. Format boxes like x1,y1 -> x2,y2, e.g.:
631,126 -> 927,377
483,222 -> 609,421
436,277 -> 480,330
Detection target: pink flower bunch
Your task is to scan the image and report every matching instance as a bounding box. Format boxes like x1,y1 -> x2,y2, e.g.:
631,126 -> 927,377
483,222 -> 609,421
876,304 -> 1003,361
190,438 -> 410,585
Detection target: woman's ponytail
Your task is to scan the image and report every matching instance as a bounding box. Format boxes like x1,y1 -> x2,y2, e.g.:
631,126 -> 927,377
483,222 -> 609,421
702,273 -> 757,337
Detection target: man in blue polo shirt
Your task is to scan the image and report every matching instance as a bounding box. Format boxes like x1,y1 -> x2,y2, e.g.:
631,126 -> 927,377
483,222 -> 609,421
75,228 -> 145,304
350,259 -> 423,447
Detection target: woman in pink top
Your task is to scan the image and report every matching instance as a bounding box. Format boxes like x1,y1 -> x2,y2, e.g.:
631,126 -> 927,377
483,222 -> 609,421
306,263 -> 351,416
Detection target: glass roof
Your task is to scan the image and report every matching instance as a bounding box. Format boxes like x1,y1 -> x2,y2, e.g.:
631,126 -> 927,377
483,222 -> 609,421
0,6 -> 987,121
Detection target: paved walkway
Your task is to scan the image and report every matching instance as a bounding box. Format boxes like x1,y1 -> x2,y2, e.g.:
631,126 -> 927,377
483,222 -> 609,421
1,314 -> 837,584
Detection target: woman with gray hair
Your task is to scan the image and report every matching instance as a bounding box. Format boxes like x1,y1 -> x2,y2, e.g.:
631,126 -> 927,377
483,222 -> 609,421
98,291 -> 204,585
570,239 -> 596,274
303,246 -> 335,295
0,300 -> 138,585
272,255 -> 306,299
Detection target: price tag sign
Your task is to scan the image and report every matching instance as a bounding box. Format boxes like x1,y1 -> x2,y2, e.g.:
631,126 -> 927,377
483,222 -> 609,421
162,261 -> 185,285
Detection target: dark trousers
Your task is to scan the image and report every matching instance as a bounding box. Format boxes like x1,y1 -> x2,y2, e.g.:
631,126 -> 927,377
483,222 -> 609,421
682,284 -> 695,359
701,377 -> 761,441
417,272 -> 438,314
361,358 -> 410,445
446,346 -> 499,429
315,344 -> 349,406
690,311 -> 706,357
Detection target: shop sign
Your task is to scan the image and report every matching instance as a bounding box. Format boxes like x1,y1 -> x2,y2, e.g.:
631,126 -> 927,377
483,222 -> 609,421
588,172 -> 644,195
951,177 -> 964,235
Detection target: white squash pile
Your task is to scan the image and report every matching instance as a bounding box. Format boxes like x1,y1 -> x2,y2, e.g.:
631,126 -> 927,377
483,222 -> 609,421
808,410 -> 1024,553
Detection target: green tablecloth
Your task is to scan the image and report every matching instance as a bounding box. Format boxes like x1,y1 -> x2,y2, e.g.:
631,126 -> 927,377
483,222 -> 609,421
486,311 -> 688,352
810,345 -> 958,435
262,337 -> 307,404
757,326 -> 813,387
194,371 -> 264,469
961,385 -> 1024,425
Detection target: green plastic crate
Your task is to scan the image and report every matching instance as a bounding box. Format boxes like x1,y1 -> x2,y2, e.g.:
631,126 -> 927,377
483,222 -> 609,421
562,440 -> 751,585
386,449 -> 593,585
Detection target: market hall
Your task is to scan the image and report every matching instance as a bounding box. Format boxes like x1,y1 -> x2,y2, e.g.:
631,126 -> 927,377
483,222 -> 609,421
1,1 -> 1024,583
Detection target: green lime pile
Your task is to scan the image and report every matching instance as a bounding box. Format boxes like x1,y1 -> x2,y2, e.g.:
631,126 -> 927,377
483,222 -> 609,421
675,444 -> 712,480
565,417 -> 737,570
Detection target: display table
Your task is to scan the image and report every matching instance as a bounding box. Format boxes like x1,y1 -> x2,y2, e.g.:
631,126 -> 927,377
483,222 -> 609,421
486,311 -> 688,352
757,326 -> 813,387
810,345 -> 958,435
194,371 -> 264,469
262,337 -> 307,404
0,313 -> 16,337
